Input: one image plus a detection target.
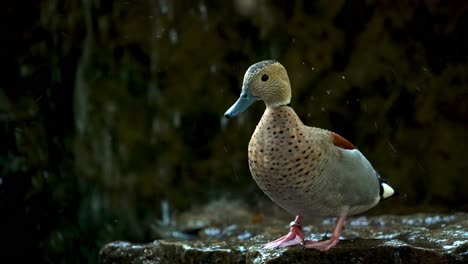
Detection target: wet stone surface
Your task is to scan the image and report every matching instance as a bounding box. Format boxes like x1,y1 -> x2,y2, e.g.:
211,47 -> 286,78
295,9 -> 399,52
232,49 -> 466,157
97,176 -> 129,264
100,210 -> 468,264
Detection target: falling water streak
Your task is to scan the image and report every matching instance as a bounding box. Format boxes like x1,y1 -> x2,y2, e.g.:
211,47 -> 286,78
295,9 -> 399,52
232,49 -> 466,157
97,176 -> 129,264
416,162 -> 425,170
158,0 -> 173,19
172,111 -> 181,128
237,114 -> 246,126
74,0 -> 94,136
386,139 -> 397,153
234,0 -> 257,15
159,0 -> 168,14
199,2 -> 208,20
169,28 -> 178,44
362,103 -> 368,112
210,64 -> 218,73
91,191 -> 103,221
231,160 -> 240,181
161,199 -> 170,226
149,0 -> 174,106
220,116 -> 228,129
102,126 -> 113,185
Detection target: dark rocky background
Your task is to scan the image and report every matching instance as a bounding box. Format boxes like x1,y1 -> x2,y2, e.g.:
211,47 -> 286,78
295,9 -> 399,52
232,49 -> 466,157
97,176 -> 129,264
0,0 -> 467,263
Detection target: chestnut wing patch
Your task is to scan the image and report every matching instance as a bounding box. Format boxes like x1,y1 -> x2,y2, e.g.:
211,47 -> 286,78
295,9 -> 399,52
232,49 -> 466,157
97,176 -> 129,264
331,132 -> 356,150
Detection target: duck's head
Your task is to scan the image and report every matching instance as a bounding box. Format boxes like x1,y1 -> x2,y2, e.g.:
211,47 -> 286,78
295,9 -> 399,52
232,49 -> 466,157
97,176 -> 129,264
224,60 -> 291,119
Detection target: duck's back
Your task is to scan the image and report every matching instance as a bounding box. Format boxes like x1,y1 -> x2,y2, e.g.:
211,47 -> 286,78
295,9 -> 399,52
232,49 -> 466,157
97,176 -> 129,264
248,106 -> 380,217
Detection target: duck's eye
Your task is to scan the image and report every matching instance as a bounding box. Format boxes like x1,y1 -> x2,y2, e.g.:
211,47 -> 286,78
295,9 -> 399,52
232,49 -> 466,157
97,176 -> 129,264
261,74 -> 269,82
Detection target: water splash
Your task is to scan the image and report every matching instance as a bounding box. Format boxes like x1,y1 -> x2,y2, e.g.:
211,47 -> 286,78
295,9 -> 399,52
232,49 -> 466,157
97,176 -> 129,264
204,227 -> 221,236
237,232 -> 251,240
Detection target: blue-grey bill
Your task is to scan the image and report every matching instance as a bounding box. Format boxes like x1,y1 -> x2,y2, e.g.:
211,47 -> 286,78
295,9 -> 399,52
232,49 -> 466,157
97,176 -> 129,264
224,89 -> 256,119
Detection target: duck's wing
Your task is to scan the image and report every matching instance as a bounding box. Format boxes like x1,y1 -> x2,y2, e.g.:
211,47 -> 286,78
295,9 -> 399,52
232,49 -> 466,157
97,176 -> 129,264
330,132 -> 356,150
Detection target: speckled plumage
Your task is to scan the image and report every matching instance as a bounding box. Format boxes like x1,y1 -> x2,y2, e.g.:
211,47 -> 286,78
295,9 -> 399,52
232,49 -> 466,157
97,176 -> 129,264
248,106 -> 380,218
224,60 -> 396,251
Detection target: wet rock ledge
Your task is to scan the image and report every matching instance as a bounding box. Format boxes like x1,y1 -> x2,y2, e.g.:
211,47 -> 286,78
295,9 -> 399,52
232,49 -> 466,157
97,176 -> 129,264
100,212 -> 468,264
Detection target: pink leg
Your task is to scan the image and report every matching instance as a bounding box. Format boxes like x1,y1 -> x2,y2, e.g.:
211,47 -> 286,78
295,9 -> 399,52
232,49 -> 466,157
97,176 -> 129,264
264,215 -> 305,249
305,216 -> 346,251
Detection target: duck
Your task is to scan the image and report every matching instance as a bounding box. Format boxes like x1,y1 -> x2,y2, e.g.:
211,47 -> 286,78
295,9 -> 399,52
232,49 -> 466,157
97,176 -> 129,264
224,60 -> 396,251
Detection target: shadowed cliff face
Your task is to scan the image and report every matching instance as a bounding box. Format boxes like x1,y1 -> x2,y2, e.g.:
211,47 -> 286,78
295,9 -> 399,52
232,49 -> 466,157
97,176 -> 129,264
0,0 -> 467,263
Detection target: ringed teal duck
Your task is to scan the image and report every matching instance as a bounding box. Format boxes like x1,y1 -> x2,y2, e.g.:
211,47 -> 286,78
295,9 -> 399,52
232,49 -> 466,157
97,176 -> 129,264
224,60 -> 396,251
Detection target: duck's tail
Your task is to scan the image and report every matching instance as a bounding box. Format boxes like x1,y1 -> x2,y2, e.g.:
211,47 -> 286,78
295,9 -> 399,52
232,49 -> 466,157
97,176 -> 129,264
376,171 -> 406,201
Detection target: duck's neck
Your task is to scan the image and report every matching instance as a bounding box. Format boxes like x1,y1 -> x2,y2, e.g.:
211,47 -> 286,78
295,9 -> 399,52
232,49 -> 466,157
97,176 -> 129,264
261,106 -> 304,130
264,99 -> 291,108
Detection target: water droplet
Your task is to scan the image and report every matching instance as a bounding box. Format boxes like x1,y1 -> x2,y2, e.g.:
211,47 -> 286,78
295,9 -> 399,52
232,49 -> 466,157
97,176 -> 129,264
341,75 -> 346,79
326,89 -> 332,95
311,67 -> 315,71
